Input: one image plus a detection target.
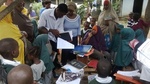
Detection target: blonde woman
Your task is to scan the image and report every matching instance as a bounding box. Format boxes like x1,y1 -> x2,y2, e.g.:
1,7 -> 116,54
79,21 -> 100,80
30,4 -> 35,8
61,1 -> 81,65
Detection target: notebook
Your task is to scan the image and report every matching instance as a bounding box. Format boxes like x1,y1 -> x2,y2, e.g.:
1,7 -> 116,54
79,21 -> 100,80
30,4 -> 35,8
59,32 -> 71,41
67,59 -> 87,69
87,60 -> 98,68
73,45 -> 92,54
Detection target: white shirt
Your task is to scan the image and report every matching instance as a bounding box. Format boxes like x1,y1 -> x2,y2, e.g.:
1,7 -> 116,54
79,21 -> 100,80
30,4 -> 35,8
38,9 -> 64,42
31,60 -> 46,81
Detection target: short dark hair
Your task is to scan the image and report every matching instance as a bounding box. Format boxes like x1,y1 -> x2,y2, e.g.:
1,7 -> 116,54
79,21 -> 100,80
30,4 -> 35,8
57,3 -> 68,13
133,13 -> 140,22
38,26 -> 48,34
28,46 -> 40,58
97,57 -> 112,78
0,38 -> 18,58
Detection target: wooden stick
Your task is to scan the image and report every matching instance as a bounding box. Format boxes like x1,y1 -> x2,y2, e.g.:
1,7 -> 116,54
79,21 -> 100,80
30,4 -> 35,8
0,0 -> 21,20
0,0 -> 6,7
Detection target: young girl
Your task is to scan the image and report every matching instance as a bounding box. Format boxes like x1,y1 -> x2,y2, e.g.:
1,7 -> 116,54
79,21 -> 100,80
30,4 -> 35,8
28,46 -> 46,84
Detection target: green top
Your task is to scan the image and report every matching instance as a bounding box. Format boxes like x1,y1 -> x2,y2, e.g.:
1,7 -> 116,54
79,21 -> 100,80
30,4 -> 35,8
89,79 -> 116,84
115,28 -> 135,67
33,34 -> 54,73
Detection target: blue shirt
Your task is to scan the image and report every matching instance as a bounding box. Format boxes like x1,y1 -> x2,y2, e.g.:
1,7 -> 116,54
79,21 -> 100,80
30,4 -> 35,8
64,15 -> 81,37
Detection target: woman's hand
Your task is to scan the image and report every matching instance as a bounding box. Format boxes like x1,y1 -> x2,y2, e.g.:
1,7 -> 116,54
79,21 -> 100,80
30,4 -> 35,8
84,49 -> 94,56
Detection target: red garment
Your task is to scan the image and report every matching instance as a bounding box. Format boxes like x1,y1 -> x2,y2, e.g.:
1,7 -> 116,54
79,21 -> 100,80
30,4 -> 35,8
131,19 -> 148,31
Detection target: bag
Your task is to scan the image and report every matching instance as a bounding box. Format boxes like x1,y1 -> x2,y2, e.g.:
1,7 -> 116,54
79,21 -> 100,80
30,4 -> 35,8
0,60 -> 7,84
104,33 -> 111,50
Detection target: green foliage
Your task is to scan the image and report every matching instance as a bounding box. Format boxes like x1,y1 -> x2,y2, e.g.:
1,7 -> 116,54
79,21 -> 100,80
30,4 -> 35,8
112,0 -> 121,15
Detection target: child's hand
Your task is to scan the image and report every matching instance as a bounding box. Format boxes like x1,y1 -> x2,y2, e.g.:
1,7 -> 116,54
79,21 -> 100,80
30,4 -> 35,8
88,32 -> 93,37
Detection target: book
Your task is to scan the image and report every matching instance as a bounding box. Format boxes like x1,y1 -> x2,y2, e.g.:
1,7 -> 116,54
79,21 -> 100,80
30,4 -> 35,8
59,32 -> 71,41
87,60 -> 98,68
73,45 -> 92,55
67,59 -> 87,69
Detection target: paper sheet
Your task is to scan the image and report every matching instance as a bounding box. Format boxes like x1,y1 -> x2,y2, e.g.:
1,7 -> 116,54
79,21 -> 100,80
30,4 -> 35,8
57,37 -> 74,49
117,70 -> 141,77
61,64 -> 81,73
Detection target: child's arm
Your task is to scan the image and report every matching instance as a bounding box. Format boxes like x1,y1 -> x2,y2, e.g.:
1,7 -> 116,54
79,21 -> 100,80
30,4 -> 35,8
82,32 -> 92,44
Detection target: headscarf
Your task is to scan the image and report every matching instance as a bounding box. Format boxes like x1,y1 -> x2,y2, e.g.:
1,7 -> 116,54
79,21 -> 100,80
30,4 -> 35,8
66,1 -> 77,13
33,34 -> 54,73
110,24 -> 124,52
97,0 -> 119,40
12,3 -> 34,42
115,28 -> 135,67
0,5 -> 25,64
135,29 -> 145,43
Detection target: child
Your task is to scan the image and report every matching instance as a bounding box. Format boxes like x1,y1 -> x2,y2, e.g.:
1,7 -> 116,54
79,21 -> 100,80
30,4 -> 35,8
38,26 -> 49,34
0,38 -> 20,84
33,34 -> 54,84
0,38 -> 20,73
28,46 -> 46,84
7,64 -> 34,84
127,12 -> 134,28
81,21 -> 91,39
110,24 -> 124,62
89,57 -> 115,84
131,13 -> 149,31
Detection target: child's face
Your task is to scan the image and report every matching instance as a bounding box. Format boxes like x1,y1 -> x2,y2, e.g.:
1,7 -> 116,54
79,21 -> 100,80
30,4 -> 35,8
90,19 -> 96,27
116,29 -> 120,33
12,46 -> 19,58
84,22 -> 90,29
27,54 -> 33,60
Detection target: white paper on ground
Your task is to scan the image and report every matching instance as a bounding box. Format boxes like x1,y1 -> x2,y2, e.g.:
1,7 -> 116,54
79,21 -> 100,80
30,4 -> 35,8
61,64 -> 81,73
117,70 -> 141,77
57,37 -> 74,49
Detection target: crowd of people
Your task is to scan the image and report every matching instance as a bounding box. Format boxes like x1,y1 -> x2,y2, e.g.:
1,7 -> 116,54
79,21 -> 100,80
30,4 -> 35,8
0,0 -> 150,84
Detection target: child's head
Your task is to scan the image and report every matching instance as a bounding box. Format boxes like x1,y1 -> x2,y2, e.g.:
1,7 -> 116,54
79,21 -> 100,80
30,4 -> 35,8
28,46 -> 40,60
38,26 -> 48,34
129,12 -> 134,19
90,17 -> 96,27
7,64 -> 34,84
133,13 -> 140,22
44,0 -> 51,9
84,21 -> 90,30
0,38 -> 19,60
97,57 -> 112,78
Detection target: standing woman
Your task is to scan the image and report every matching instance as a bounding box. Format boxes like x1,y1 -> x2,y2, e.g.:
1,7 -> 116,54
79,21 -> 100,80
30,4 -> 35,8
61,1 -> 81,65
97,0 -> 119,43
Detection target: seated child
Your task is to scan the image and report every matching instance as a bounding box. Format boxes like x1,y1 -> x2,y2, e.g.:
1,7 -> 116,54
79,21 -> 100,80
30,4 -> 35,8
7,64 -> 34,84
0,38 -> 20,73
81,21 -> 91,39
28,46 -> 46,84
127,12 -> 134,28
0,38 -> 20,83
110,24 -> 124,62
89,57 -> 115,84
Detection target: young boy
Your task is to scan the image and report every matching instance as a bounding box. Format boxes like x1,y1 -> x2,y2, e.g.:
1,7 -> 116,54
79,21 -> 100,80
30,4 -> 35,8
7,64 -> 34,84
127,12 -> 134,28
89,58 -> 115,84
0,38 -> 20,73
0,38 -> 20,84
28,46 -> 46,84
81,21 -> 91,39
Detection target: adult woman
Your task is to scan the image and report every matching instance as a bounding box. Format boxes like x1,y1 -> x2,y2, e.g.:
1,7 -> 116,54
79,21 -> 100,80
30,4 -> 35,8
61,1 -> 81,65
0,5 -> 24,64
33,34 -> 54,84
97,0 -> 119,40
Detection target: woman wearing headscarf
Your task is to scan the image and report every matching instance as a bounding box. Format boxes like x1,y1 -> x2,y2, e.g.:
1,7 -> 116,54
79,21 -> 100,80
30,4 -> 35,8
12,0 -> 34,42
33,34 -> 54,84
97,0 -> 119,43
0,5 -> 25,64
61,1 -> 81,65
114,28 -> 135,71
